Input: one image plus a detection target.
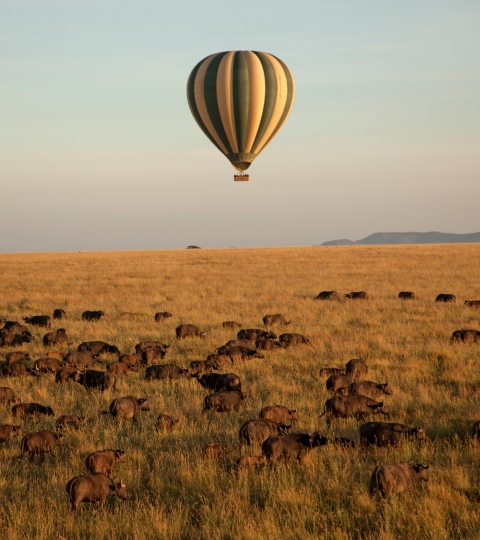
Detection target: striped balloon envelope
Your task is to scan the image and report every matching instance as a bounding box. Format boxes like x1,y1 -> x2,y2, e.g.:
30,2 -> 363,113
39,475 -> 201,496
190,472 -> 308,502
187,51 -> 295,180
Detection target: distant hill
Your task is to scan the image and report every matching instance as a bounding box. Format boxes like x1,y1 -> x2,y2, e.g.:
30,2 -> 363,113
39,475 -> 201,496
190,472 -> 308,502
321,232 -> 480,246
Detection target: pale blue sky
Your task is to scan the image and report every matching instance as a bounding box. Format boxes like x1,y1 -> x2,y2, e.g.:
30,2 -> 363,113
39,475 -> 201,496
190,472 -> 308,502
1,1 -> 479,251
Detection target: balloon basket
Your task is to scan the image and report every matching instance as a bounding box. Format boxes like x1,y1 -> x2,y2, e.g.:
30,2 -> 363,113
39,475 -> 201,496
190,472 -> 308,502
234,174 -> 250,182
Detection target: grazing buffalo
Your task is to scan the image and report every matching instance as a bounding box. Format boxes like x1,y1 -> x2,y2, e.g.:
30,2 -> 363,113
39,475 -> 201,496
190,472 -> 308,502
279,333 -> 310,346
176,324 -> 206,339
255,338 -> 283,351
34,358 -> 62,373
193,372 -> 242,393
472,421 -> 480,439
205,354 -> 232,370
223,321 -> 242,328
203,391 -> 245,413
154,311 -> 172,322
189,360 -> 214,372
53,309 -> 67,319
145,364 -> 189,381
63,351 -> 102,369
5,322 -> 31,335
66,473 -> 127,512
55,367 -> 79,383
0,387 -> 18,405
259,405 -> 299,425
0,330 -> 31,347
1,363 -> 37,377
326,374 -> 351,393
119,354 -> 142,367
360,422 -> 426,447
321,395 -> 389,425
263,314 -> 291,326
85,449 -> 126,475
82,310 -> 105,321
262,433 -> 328,462
56,415 -> 86,430
399,291 -> 415,300
71,370 -> 116,391
345,291 -> 368,300
215,345 -> 264,362
102,396 -> 150,421
78,341 -> 120,356
222,339 -> 256,349
239,419 -> 291,449
141,347 -> 164,366
315,291 -> 339,300
20,430 -> 64,461
345,359 -> 368,378
237,456 -> 266,469
237,329 -> 276,341
43,328 -> 68,346
13,402 -> 54,417
46,351 -> 64,360
135,341 -> 169,355
370,462 -> 429,499
435,293 -> 456,303
0,424 -> 21,443
23,315 -> 51,328
202,443 -> 230,458
155,414 -> 179,431
319,367 -> 345,377
451,329 -> 480,343
349,381 -> 392,399
465,300 -> 480,309
106,362 -> 138,375
5,351 -> 30,364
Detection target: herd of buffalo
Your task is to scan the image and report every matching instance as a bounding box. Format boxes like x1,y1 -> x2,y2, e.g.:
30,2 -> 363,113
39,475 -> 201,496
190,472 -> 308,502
0,288 -> 479,510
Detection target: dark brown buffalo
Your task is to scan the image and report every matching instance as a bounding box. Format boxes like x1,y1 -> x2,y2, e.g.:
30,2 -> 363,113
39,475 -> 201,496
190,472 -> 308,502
56,415 -> 86,430
119,353 -> 142,366
215,345 -> 264,362
155,414 -> 179,431
0,330 -> 31,347
0,424 -> 21,443
34,358 -> 62,373
194,372 -> 242,393
20,430 -> 64,461
66,473 -> 127,512
13,402 -> 54,417
1,363 -> 37,377
320,395 -> 389,425
43,328 -> 67,346
46,351 -> 64,360
203,443 -> 230,458
237,329 -> 276,341
176,324 -> 206,339
81,310 -> 105,321
5,351 -> 30,363
78,341 -> 120,356
472,421 -> 480,439
326,374 -> 351,393
345,291 -> 368,299
263,314 -> 291,326
223,321 -> 242,328
451,329 -> 480,343
314,290 -> 339,300
370,462 -> 429,499
279,333 -> 310,346
135,341 -> 169,355
71,370 -> 116,391
435,293 -> 456,303
319,367 -> 345,377
102,396 -> 149,421
262,433 -> 328,462
55,367 -> 79,383
0,387 -> 17,405
189,360 -> 214,372
239,419 -> 291,449
53,309 -> 67,319
85,449 -> 125,475
255,338 -> 283,351
349,381 -> 392,399
399,291 -> 415,300
154,311 -> 172,321
141,346 -> 165,366
23,315 -> 51,328
360,422 -> 426,447
206,354 -> 232,369
222,339 -> 256,349
4,322 -> 31,335
63,351 -> 101,369
203,391 -> 245,412
259,405 -> 299,424
145,364 -> 189,381
106,362 -> 138,375
465,300 -> 480,309
345,358 -> 368,378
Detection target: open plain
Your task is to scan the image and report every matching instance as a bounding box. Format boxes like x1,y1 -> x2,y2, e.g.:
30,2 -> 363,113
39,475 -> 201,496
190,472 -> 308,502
0,244 -> 480,539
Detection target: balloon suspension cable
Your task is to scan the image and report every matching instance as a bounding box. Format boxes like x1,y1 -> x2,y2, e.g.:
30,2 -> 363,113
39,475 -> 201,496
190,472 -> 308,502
234,173 -> 250,182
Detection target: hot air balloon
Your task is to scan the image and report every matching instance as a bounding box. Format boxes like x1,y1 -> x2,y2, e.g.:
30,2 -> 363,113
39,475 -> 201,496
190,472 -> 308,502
187,51 -> 295,181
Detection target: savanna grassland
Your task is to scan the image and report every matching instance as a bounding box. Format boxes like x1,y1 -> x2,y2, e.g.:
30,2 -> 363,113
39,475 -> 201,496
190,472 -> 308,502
0,244 -> 480,540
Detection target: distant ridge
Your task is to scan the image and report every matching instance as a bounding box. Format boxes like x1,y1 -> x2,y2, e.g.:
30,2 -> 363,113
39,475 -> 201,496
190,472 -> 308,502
321,232 -> 480,246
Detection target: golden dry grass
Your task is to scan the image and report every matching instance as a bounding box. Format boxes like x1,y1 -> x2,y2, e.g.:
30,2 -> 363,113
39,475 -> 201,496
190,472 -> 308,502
0,244 -> 480,539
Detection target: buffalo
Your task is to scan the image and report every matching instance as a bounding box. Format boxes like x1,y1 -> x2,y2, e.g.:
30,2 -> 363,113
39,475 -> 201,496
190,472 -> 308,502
55,367 -> 79,383
71,370 -> 116,391
85,449 -> 126,475
239,419 -> 291,449
23,315 -> 51,328
206,354 -> 232,369
435,293 -> 456,303
263,314 -> 291,326
53,309 -> 67,319
345,358 -> 368,378
0,330 -> 31,347
319,367 -> 345,377
215,345 -> 264,362
43,328 -> 67,346
451,329 -> 480,343
5,351 -> 30,363
465,300 -> 480,309
63,351 -> 101,369
102,396 -> 150,421
399,291 -> 415,300
1,363 -> 37,377
203,391 -> 245,413
0,387 -> 18,405
370,462 -> 429,499
155,414 -> 179,431
34,358 -> 62,373
320,394 -> 389,425
20,430 -> 64,461
106,362 -> 138,375
345,291 -> 368,300
82,310 -> 105,321
141,346 -> 165,366
349,381 -> 392,399
135,341 -> 169,355
360,422 -> 426,447
4,322 -> 31,335
13,403 -> 54,417
78,341 -> 120,356
119,354 -> 142,367
194,372 -> 242,393
176,324 -> 206,339
259,405 -> 299,425
56,415 -> 86,430
237,329 -> 276,341
0,424 -> 21,443
145,364 -> 189,381
223,321 -> 242,328
279,333 -> 310,346
189,360 -> 214,372
255,338 -> 283,351
222,339 -> 256,349
155,311 -> 172,321
66,473 -> 127,512
326,374 -> 351,393
314,291 -> 339,300
262,433 -> 328,462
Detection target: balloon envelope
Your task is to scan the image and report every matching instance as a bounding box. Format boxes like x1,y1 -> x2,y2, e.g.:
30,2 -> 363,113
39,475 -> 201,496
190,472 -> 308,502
187,51 -> 295,172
